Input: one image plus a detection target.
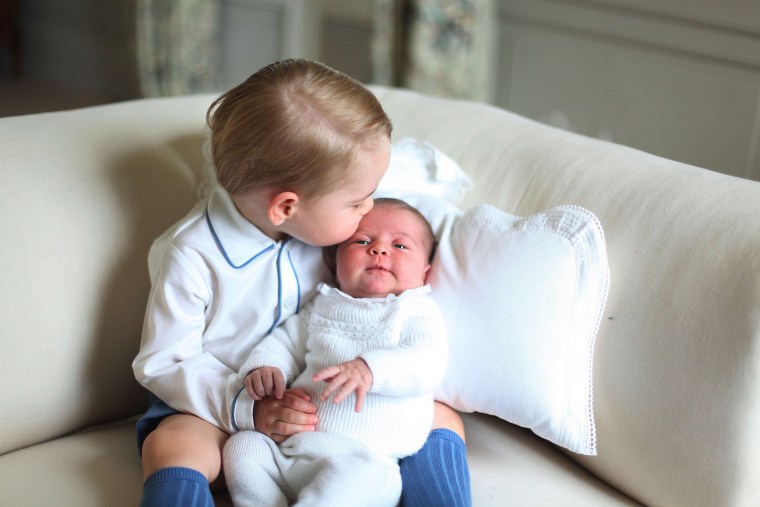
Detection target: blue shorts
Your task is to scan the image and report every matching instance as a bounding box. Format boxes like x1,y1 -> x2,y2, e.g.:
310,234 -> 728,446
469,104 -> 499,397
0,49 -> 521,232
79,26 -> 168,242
135,394 -> 180,455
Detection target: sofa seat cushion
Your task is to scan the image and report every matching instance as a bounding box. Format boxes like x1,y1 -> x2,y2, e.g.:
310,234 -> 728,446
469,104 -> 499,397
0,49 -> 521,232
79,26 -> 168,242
464,413 -> 638,505
0,414 -> 637,506
0,422 -> 143,506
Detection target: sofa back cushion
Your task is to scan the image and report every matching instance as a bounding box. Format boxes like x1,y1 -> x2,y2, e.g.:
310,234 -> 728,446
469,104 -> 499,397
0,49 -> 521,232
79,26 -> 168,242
0,96 -> 215,454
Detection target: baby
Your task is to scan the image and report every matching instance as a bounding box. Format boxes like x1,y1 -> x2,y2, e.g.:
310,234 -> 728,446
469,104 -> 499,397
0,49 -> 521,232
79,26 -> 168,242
223,198 -> 448,507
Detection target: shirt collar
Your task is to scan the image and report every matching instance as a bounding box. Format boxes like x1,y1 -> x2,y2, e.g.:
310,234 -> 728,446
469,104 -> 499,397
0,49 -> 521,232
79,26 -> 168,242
206,186 -> 279,268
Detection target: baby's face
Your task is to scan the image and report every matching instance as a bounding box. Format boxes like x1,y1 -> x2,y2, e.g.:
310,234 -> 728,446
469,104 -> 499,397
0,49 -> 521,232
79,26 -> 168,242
335,205 -> 432,298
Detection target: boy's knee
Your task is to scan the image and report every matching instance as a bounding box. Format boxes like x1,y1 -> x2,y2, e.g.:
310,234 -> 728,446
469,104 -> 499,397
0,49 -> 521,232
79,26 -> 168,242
142,415 -> 226,480
432,401 -> 466,442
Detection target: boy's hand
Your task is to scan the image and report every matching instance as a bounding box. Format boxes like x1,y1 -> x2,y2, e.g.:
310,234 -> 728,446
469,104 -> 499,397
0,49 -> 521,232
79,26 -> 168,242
313,358 -> 373,412
253,388 -> 318,443
245,366 -> 286,400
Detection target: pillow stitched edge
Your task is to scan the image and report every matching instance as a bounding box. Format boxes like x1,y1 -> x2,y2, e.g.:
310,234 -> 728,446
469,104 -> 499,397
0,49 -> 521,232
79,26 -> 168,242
527,204 -> 608,455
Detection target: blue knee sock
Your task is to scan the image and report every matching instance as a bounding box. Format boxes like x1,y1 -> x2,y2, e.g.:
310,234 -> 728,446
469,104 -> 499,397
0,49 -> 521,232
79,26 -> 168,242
141,467 -> 214,507
399,428 -> 472,507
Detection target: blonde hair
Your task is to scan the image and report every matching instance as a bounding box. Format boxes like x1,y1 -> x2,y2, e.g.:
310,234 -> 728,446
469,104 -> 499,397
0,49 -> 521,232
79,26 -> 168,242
206,59 -> 393,198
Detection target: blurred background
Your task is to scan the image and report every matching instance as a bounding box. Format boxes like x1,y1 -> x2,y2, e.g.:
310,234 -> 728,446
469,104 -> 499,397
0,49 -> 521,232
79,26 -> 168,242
1,0 -> 759,181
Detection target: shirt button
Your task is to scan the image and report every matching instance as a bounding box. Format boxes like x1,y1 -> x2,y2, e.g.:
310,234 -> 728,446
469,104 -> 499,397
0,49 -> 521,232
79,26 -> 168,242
284,296 -> 295,310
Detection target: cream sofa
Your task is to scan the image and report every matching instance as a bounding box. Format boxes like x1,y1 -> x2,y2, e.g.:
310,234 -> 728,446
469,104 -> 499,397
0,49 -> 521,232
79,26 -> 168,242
2,85 -> 759,507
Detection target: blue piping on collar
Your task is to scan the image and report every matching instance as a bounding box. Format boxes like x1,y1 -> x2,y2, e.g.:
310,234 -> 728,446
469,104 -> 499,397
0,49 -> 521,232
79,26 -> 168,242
205,206 -> 274,269
205,205 -> 302,335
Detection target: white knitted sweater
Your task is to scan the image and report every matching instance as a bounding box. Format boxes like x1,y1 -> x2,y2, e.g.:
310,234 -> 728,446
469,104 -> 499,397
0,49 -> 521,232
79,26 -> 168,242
241,283 -> 448,458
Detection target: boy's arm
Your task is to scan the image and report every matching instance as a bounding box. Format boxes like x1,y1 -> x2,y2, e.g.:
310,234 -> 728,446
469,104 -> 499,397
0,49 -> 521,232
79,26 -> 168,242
133,246 -> 247,434
238,307 -> 309,381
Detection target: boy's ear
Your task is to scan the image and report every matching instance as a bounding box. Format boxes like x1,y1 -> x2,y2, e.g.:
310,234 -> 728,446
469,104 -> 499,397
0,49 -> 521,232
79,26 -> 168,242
268,191 -> 300,226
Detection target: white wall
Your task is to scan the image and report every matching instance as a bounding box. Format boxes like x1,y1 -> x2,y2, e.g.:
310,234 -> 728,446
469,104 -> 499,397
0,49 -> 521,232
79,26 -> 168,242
495,0 -> 760,181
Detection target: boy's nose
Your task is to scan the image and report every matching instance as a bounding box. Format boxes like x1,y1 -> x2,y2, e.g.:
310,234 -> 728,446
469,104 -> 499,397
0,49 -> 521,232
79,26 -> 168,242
370,245 -> 387,255
363,198 -> 375,215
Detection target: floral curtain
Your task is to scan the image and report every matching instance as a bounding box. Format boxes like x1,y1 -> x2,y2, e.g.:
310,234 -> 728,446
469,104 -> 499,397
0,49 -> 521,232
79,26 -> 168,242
372,0 -> 497,102
135,0 -> 219,97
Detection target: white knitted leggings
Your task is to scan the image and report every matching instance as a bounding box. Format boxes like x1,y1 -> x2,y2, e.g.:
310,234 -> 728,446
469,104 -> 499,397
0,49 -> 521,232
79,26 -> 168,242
223,431 -> 401,507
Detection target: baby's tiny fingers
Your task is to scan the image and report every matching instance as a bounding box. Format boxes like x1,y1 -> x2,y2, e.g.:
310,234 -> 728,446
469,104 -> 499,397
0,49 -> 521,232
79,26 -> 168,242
354,391 -> 365,413
331,380 -> 359,405
313,365 -> 340,382
320,376 -> 349,401
273,374 -> 286,399
253,375 -> 270,399
245,377 -> 262,400
261,373 -> 274,396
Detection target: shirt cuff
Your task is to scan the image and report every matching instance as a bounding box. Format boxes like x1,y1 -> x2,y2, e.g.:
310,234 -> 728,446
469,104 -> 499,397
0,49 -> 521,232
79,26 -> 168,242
231,386 -> 257,431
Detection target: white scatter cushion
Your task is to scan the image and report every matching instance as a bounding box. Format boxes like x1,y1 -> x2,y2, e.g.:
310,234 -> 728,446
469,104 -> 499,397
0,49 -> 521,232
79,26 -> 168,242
429,204 -> 609,455
376,137 -> 473,205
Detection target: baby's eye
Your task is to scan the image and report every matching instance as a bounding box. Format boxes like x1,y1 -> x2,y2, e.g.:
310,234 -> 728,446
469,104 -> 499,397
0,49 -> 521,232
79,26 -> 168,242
393,243 -> 408,250
355,239 -> 370,245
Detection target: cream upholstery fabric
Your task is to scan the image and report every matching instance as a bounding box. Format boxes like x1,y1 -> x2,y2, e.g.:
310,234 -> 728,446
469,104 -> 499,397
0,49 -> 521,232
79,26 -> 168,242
2,87 -> 759,506
0,98 -> 206,456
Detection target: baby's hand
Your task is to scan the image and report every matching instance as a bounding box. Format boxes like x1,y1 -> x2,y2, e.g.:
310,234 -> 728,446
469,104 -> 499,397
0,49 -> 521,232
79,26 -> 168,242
313,358 -> 373,412
246,366 -> 286,400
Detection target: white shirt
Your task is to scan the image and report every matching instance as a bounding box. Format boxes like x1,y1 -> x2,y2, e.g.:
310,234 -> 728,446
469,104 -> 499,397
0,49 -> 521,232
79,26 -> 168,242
132,186 -> 330,433
240,284 -> 448,457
